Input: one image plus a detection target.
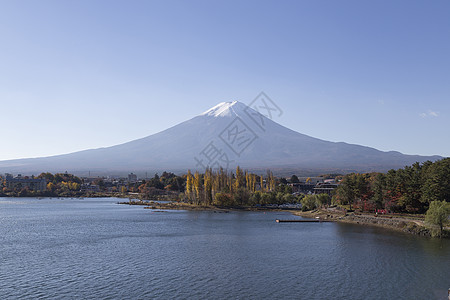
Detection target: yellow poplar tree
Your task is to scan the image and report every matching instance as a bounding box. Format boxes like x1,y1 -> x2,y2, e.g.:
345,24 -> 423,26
235,166 -> 244,191
186,170 -> 193,201
194,171 -> 201,203
204,168 -> 213,205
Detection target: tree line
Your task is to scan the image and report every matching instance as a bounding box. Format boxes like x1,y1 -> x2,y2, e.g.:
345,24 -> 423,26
183,166 -> 304,207
333,158 -> 450,214
0,172 -> 84,197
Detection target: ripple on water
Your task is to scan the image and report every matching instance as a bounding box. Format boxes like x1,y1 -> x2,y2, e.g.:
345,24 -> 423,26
0,198 -> 449,299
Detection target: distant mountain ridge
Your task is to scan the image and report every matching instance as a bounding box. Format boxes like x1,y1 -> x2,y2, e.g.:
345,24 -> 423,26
0,101 -> 443,176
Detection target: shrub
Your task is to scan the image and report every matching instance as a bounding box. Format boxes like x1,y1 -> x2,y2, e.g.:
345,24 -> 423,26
425,200 -> 450,237
301,195 -> 318,211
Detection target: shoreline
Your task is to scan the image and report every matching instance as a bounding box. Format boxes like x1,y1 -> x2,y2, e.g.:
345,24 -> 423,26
119,200 -> 289,212
120,200 -> 448,238
3,196 -> 446,239
292,208 -> 437,238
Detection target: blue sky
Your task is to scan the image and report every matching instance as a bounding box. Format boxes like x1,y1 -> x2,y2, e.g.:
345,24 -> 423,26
1,0 -> 449,160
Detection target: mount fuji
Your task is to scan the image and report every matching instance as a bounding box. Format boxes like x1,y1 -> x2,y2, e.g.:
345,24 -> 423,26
0,101 -> 442,175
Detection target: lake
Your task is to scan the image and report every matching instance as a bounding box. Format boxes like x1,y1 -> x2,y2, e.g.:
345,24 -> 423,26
1,197 -> 449,299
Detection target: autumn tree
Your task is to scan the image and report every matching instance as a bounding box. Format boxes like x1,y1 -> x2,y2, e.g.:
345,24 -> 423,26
193,171 -> 201,204
186,170 -> 193,201
235,166 -> 245,191
204,168 -> 213,205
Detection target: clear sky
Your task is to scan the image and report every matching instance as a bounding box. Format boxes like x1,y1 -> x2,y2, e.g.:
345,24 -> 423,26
1,0 -> 449,161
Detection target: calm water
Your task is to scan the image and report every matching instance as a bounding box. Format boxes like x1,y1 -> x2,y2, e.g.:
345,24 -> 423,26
0,198 -> 449,300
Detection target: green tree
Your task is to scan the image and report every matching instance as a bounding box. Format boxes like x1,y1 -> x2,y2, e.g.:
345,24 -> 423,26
421,158 -> 450,205
38,172 -> 55,182
370,173 -> 385,209
396,163 -> 424,213
284,185 -> 293,194
234,187 -> 250,206
290,175 -> 300,183
301,195 -> 318,211
282,193 -> 295,203
316,193 -> 330,207
214,192 -> 235,206
335,174 -> 356,210
147,174 -> 164,190
425,200 -> 450,237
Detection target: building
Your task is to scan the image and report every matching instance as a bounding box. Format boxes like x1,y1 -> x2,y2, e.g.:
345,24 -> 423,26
297,177 -> 324,185
289,182 -> 316,194
313,182 -> 338,195
128,173 -> 137,183
81,183 -> 100,192
4,174 -> 46,192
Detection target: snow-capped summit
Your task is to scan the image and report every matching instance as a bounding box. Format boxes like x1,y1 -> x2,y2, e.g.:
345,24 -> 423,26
200,101 -> 250,118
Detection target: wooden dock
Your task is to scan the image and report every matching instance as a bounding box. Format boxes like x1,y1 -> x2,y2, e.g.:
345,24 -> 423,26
275,219 -> 333,223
